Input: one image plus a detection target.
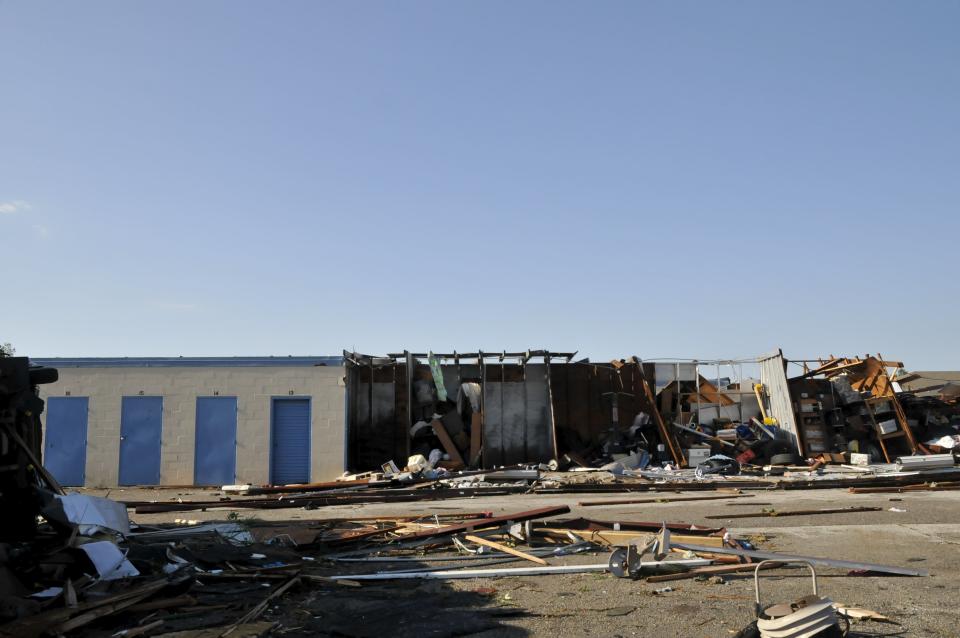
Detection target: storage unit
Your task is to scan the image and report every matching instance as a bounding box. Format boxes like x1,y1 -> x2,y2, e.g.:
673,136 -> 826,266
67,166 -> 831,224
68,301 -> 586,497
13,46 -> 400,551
194,397 -> 238,486
35,357 -> 345,487
270,398 -> 311,485
119,396 -> 163,486
42,397 -> 89,486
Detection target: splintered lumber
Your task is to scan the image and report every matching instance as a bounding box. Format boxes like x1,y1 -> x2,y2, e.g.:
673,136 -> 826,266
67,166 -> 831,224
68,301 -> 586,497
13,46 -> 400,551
127,595 -> 196,612
579,494 -> 753,507
402,505 -> 570,541
431,418 -> 465,466
219,576 -> 300,637
645,562 -> 785,583
0,577 -> 173,637
49,579 -> 169,635
463,534 -> 548,565
704,506 -> 882,520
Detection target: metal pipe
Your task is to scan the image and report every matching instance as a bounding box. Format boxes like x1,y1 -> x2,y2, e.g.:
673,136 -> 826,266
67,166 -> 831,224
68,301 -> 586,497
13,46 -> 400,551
670,541 -> 927,577
329,563 -> 612,580
327,558 -> 710,581
896,454 -> 955,471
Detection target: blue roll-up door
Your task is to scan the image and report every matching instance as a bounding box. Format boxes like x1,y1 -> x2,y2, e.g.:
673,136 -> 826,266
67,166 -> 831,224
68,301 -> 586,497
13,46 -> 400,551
43,397 -> 89,486
119,396 -> 163,485
194,397 -> 237,486
270,398 -> 310,485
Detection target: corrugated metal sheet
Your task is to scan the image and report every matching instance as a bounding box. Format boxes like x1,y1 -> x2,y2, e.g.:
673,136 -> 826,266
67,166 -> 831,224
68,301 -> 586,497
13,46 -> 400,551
758,350 -> 800,453
270,398 -> 311,485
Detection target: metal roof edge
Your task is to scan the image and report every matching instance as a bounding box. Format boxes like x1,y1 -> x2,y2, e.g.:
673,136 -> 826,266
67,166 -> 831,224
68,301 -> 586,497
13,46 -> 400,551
29,356 -> 344,368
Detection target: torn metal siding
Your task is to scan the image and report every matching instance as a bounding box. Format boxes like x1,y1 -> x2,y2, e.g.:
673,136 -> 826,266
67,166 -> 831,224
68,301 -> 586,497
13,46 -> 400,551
758,349 -> 801,453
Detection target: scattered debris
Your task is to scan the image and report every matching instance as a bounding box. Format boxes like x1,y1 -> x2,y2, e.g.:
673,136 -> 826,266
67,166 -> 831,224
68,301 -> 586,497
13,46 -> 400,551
833,604 -> 898,624
704,506 -> 883,520
7,350 -> 956,636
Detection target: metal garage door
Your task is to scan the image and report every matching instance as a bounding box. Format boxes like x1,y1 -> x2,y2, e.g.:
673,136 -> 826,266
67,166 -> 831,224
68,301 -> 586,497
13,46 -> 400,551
194,397 -> 237,486
119,396 -> 163,486
43,397 -> 88,486
270,398 -> 310,485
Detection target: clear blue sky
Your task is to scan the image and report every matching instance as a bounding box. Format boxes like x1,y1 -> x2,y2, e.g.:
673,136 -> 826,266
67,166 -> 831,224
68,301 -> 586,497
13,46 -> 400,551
2,1 -> 957,367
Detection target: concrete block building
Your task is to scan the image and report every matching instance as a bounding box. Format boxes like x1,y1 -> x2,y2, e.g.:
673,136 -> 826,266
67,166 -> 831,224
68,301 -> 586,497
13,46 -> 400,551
33,357 -> 345,488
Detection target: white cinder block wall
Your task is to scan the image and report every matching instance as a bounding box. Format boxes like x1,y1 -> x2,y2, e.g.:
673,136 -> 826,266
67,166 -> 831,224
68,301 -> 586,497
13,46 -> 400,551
37,364 -> 346,487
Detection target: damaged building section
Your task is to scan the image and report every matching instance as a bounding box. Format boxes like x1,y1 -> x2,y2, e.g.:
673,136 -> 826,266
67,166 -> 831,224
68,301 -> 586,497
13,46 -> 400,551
344,351 -> 685,474
343,348 -> 960,481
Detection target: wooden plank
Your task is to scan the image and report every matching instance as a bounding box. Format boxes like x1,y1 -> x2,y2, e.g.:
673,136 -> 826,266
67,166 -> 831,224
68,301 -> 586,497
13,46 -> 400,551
704,506 -> 881,520
696,377 -> 736,406
849,482 -> 960,494
430,418 -> 464,466
578,494 -> 753,507
646,561 -> 783,583
403,505 -> 570,541
463,534 -> 548,565
51,580 -> 168,635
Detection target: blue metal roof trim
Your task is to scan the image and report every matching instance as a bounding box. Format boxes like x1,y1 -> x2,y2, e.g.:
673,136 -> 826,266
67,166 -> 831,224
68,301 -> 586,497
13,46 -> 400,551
31,356 -> 343,368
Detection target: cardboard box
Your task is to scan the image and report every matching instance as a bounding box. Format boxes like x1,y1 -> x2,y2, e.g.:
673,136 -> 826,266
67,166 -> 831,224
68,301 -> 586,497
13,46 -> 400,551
877,419 -> 898,435
850,452 -> 871,466
686,447 -> 711,466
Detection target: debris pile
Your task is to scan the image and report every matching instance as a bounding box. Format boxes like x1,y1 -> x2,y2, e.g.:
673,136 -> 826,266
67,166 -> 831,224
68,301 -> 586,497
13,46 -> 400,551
4,497 -> 923,636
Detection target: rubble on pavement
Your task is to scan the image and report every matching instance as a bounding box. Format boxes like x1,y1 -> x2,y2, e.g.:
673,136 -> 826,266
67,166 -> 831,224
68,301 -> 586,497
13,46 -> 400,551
5,349 -> 959,636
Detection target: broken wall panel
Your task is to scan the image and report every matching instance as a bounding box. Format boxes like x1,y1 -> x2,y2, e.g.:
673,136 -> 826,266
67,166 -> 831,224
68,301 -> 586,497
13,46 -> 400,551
550,361 -> 659,455
346,362 -> 409,471
482,364 -> 551,465
758,349 -> 801,453
654,363 -> 698,392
